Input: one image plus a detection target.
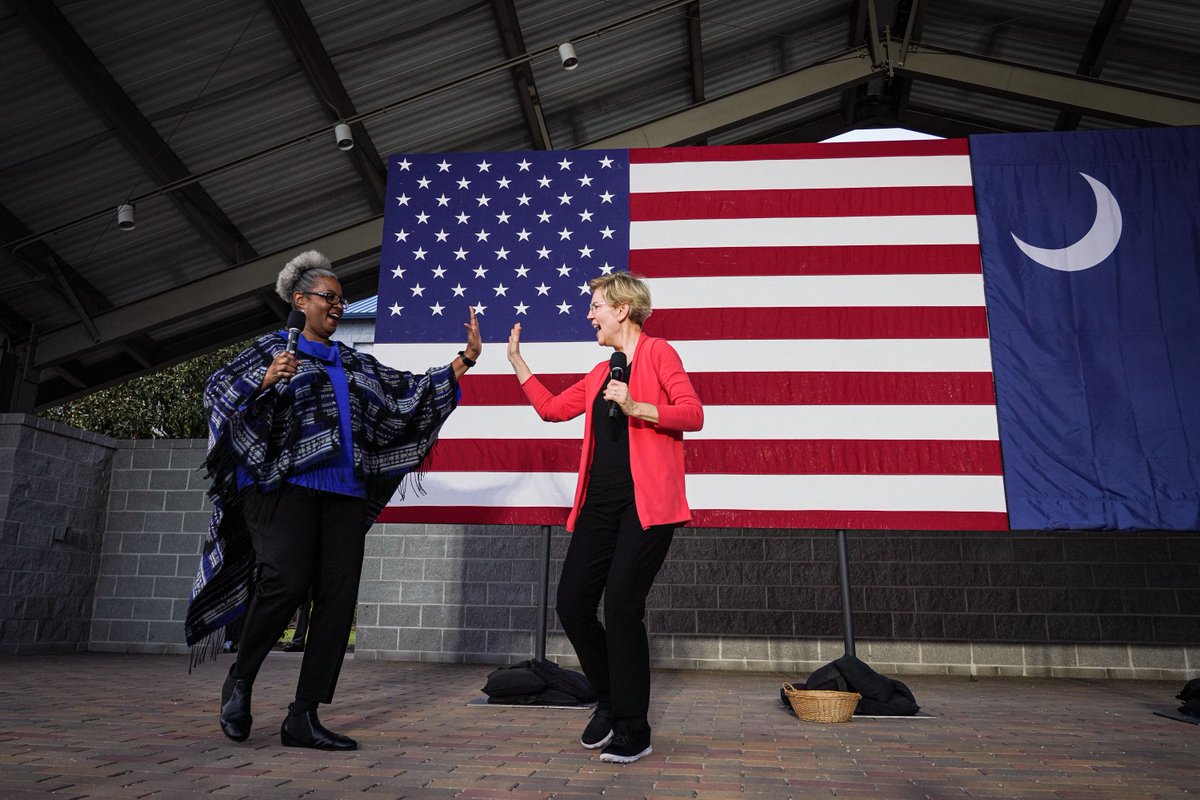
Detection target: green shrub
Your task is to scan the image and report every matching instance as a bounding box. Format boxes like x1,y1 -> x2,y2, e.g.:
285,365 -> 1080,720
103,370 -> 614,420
40,340 -> 252,439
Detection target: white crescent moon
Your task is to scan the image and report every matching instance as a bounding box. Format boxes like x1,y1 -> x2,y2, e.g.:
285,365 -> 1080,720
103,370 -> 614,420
1010,172 -> 1123,272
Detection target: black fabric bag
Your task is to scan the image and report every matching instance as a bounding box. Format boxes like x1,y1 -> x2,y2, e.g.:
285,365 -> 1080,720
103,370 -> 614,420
1176,678 -> 1200,717
530,658 -> 596,703
781,653 -> 920,716
482,662 -> 546,698
482,659 -> 595,706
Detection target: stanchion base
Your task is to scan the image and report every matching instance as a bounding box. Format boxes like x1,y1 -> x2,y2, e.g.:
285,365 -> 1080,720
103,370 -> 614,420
467,696 -> 595,710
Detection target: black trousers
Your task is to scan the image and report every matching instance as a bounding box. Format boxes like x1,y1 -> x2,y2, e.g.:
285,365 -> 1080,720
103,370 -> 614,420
556,497 -> 675,736
232,484 -> 370,704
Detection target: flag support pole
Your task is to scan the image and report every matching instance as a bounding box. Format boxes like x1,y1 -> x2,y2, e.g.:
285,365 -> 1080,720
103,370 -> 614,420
836,529 -> 856,657
535,524 -> 551,661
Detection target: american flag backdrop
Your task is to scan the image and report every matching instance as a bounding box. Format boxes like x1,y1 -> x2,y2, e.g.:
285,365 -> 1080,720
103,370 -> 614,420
373,139 -> 1008,531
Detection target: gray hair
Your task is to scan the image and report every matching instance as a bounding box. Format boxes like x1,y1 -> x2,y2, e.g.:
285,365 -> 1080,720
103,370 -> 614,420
275,250 -> 337,305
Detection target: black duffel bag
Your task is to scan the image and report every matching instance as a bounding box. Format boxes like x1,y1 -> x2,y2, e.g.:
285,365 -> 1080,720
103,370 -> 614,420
482,659 -> 595,706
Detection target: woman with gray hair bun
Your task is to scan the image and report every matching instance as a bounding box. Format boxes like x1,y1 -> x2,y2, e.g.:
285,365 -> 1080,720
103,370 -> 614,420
186,250 -> 481,751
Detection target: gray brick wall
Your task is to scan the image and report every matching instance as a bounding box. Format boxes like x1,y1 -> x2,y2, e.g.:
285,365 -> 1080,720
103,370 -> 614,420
358,523 -> 545,663
11,425 -> 1190,679
90,439 -> 209,654
0,414 -> 115,655
356,524 -> 1199,679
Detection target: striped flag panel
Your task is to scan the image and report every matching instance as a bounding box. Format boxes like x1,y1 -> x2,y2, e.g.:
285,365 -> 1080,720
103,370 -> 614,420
373,138 -> 1007,530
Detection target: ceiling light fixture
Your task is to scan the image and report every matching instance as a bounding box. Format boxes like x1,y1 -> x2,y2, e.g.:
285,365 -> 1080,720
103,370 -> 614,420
558,42 -> 579,70
334,122 -> 354,151
116,203 -> 135,230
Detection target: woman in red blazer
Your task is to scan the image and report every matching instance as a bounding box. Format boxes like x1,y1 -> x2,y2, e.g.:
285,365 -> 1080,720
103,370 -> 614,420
507,272 -> 703,764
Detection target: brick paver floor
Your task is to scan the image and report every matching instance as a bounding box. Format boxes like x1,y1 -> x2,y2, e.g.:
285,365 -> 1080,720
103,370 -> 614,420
0,653 -> 1195,798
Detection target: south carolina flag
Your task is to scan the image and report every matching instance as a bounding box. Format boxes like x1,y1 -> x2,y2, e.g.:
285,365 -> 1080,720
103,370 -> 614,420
972,126 -> 1200,530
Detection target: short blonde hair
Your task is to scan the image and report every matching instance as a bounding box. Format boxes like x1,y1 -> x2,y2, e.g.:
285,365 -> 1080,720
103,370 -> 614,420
589,272 -> 652,325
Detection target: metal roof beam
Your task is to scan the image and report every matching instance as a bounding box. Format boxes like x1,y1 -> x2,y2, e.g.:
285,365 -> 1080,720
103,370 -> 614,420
0,298 -> 31,342
33,220 -> 384,369
120,339 -> 154,371
749,109 -> 870,144
490,0 -> 552,149
897,41 -> 1200,127
38,254 -> 101,344
889,0 -> 928,122
586,53 -> 878,148
266,0 -> 387,212
1056,0 -> 1133,130
7,0 -> 257,265
686,2 -> 705,104
841,0 -> 871,125
901,104 -> 1030,137
50,362 -> 87,391
0,202 -> 108,340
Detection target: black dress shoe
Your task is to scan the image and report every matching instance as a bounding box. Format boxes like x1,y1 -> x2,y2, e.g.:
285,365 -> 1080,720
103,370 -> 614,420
281,641 -> 304,653
219,669 -> 253,743
280,704 -> 357,750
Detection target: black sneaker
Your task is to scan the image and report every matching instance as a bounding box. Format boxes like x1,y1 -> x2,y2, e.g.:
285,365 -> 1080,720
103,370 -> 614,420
580,705 -> 613,749
599,731 -> 652,764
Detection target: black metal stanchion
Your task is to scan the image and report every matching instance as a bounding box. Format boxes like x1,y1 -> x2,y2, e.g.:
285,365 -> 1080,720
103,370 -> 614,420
535,524 -> 551,661
836,529 -> 856,657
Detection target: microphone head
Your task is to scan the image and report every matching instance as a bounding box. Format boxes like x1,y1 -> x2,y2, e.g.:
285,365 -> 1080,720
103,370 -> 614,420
609,351 -> 627,376
286,309 -> 307,331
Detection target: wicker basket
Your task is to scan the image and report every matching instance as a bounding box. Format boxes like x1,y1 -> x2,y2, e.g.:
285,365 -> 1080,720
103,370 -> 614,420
782,683 -> 861,723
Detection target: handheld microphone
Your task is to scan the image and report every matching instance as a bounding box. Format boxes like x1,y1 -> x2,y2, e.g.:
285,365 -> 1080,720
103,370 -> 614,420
280,309 -> 306,385
285,309 -> 306,356
607,351 -> 627,419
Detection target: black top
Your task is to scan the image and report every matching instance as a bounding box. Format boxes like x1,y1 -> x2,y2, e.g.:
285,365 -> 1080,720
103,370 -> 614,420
585,364 -> 634,505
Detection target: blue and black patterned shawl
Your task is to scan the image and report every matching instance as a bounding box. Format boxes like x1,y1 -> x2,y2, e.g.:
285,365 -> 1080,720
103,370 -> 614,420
184,333 -> 459,658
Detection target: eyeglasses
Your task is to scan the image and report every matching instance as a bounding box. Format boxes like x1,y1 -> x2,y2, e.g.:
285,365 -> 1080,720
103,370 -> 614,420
303,291 -> 347,306
589,302 -> 610,312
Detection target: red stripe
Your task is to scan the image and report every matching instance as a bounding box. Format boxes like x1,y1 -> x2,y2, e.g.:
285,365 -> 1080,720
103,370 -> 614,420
459,372 -> 997,406
427,439 -> 1003,475
628,245 -> 982,276
629,139 -> 969,163
630,186 -> 977,220
377,506 -> 1008,531
645,307 -> 989,340
458,373 -> 583,405
427,439 -> 581,472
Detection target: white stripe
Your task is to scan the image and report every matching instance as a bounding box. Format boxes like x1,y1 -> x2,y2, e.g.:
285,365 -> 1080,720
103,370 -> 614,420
438,409 -> 584,440
648,274 -> 986,308
438,405 -> 999,441
398,471 -> 577,507
630,156 -> 973,192
394,472 -> 1007,513
687,473 -> 1007,512
630,216 -> 980,248
375,338 -> 996,375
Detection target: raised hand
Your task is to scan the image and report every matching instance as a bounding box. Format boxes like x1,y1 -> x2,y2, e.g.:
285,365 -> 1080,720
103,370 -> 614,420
463,307 -> 481,361
507,323 -> 522,362
507,323 -> 532,384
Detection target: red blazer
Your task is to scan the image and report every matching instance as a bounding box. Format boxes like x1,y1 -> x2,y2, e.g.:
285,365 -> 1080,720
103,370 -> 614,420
520,336 -> 704,531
